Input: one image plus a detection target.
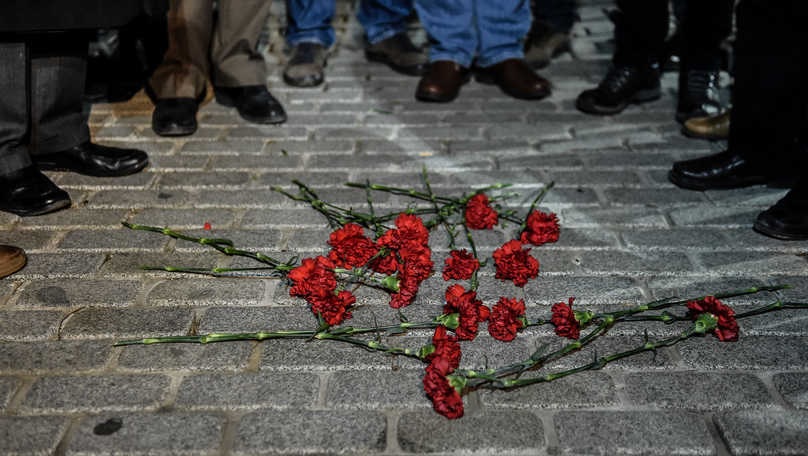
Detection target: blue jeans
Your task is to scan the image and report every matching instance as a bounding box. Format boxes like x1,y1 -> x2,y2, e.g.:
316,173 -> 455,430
286,0 -> 414,47
414,0 -> 530,68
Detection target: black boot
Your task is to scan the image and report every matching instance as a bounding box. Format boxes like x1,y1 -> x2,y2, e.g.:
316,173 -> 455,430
576,63 -> 661,115
676,69 -> 722,123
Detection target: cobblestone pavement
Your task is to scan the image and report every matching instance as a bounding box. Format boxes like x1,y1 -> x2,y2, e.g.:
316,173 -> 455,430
2,1 -> 808,455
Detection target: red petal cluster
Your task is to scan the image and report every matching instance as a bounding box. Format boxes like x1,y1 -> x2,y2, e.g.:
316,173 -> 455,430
551,297 -> 580,340
686,295 -> 739,341
442,249 -> 480,281
464,193 -> 498,230
520,210 -> 560,246
327,223 -> 379,269
423,359 -> 464,419
376,214 -> 434,309
444,284 -> 490,340
488,297 -> 526,342
288,256 -> 354,326
426,326 -> 461,370
492,239 -> 539,287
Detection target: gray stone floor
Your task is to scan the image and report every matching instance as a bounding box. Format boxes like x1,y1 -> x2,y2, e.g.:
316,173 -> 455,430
2,1 -> 808,455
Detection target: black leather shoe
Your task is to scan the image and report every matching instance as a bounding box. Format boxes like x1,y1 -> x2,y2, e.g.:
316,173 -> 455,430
152,98 -> 199,137
365,32 -> 428,76
0,166 -> 71,216
676,70 -> 722,123
34,142 -> 149,177
669,150 -> 773,191
754,185 -> 808,240
214,85 -> 287,124
475,58 -> 552,100
576,64 -> 661,115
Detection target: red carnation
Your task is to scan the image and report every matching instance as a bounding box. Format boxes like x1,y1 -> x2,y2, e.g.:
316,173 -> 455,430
423,360 -> 464,419
686,296 -> 739,342
488,297 -> 527,342
442,249 -> 480,281
327,223 -> 379,269
492,240 -> 539,287
444,284 -> 490,341
464,193 -> 498,230
288,256 -> 337,300
551,297 -> 580,340
520,210 -> 560,246
309,289 -> 356,326
426,326 -> 462,371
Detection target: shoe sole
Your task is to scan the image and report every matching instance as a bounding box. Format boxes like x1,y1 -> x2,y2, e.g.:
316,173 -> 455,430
667,169 -> 769,191
213,91 -> 288,125
753,221 -> 808,241
0,198 -> 71,217
680,126 -> 727,141
365,51 -> 426,76
153,123 -> 198,137
0,248 -> 26,278
37,160 -> 148,177
576,88 -> 661,115
473,73 -> 551,101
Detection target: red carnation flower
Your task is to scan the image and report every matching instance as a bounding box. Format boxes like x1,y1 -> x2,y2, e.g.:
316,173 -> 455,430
444,284 -> 490,341
492,240 -> 539,287
327,223 -> 379,269
520,210 -> 560,246
309,289 -> 356,326
488,297 -> 527,342
427,326 -> 462,370
288,256 -> 337,300
423,360 -> 464,419
551,297 -> 580,340
464,193 -> 498,230
686,296 -> 739,342
442,249 -> 480,281
374,214 -> 433,309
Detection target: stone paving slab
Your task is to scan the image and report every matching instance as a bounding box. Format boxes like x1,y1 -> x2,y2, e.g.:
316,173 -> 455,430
2,0 -> 808,454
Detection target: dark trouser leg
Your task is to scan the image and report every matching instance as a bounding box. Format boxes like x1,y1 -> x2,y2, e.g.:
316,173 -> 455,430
612,0 -> 668,66
679,0 -> 733,72
28,33 -> 91,156
531,0 -> 579,33
730,0 -> 808,177
0,42 -> 33,175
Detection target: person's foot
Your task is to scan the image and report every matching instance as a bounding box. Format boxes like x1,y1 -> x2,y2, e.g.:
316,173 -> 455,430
365,32 -> 427,76
0,166 -> 71,216
475,58 -> 551,100
682,110 -> 730,140
0,244 -> 26,278
213,85 -> 287,124
676,69 -> 722,123
754,185 -> 808,240
576,63 -> 661,115
524,21 -> 571,69
415,60 -> 470,103
152,98 -> 200,137
33,142 -> 149,177
668,150 -> 778,191
283,42 -> 327,87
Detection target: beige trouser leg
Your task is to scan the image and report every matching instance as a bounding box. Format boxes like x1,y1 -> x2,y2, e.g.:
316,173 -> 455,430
210,0 -> 272,88
148,0 -> 213,99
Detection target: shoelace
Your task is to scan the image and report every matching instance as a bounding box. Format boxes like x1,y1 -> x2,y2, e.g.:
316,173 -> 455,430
685,70 -> 720,100
599,65 -> 637,92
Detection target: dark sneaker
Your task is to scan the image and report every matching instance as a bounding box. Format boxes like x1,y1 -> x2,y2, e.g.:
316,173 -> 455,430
576,64 -> 661,115
283,42 -> 327,87
365,32 -> 427,76
676,69 -> 722,123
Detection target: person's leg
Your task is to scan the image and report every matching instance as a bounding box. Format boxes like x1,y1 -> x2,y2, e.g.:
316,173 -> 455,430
525,0 -> 577,68
412,0 -> 475,102
576,0 -> 667,115
475,0 -> 550,100
283,0 -> 334,87
213,0 -> 286,123
28,32 -> 149,178
148,0 -> 213,136
360,0 -> 427,75
0,39 -> 70,216
675,0 -> 734,122
0,42 -> 33,175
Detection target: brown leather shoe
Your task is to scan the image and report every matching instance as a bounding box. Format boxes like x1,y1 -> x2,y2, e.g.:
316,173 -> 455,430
415,60 -> 470,102
475,58 -> 552,100
682,110 -> 730,140
0,245 -> 26,278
